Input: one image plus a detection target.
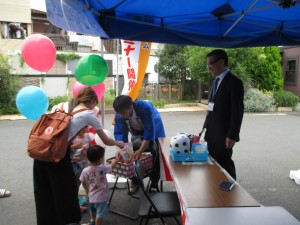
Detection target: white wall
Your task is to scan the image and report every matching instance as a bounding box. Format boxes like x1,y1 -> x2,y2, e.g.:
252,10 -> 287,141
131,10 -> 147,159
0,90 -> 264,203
40,77 -> 68,98
0,0 -> 31,23
147,55 -> 159,83
147,43 -> 163,83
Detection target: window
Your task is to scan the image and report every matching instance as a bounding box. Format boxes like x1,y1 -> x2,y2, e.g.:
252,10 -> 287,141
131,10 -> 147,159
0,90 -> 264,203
106,60 -> 113,76
1,22 -> 27,39
284,57 -> 298,85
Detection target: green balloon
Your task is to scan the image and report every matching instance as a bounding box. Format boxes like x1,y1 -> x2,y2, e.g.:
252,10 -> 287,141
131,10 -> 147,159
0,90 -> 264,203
75,55 -> 108,86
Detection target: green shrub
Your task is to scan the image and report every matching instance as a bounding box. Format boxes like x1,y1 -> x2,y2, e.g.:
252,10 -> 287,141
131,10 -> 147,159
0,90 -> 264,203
0,53 -> 20,115
48,96 -> 71,110
103,89 -> 116,108
273,90 -> 299,109
0,105 -> 19,115
104,89 -> 169,109
151,99 -> 168,108
48,89 -> 117,110
244,88 -> 275,112
183,95 -> 196,101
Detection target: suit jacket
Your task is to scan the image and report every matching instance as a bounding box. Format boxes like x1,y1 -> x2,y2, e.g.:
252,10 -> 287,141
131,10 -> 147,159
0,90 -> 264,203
203,71 -> 244,144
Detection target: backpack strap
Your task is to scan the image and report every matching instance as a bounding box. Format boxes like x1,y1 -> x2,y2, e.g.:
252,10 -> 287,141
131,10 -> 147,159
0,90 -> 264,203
71,107 -> 89,116
56,103 -> 89,116
67,107 -> 90,144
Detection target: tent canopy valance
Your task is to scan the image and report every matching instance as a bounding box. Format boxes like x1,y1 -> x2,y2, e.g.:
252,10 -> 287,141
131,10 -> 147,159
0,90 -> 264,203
45,0 -> 300,48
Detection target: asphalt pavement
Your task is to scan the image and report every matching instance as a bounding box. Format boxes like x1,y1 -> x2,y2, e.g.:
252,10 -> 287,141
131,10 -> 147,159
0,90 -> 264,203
1,105 -> 300,225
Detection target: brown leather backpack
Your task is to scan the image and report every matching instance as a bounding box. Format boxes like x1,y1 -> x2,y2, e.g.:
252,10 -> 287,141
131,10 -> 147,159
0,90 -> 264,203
27,104 -> 88,162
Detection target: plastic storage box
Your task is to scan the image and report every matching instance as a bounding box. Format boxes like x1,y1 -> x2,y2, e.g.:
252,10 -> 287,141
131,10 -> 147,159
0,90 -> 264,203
170,143 -> 208,162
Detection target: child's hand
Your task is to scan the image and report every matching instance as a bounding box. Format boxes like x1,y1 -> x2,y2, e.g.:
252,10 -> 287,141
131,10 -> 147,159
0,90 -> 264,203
73,156 -> 81,162
115,151 -> 121,161
72,143 -> 83,150
81,149 -> 87,157
115,153 -> 121,161
111,158 -> 118,167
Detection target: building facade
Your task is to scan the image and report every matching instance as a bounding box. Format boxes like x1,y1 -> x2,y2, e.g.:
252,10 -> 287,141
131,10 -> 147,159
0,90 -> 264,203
281,46 -> 300,99
0,1 -> 120,98
0,1 -> 163,99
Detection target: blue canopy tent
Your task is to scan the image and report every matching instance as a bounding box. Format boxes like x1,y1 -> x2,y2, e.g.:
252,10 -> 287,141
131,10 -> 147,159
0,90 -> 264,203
45,0 -> 300,48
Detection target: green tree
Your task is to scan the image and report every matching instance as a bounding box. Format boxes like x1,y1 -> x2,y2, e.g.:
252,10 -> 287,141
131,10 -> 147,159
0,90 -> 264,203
226,47 -> 262,88
184,46 -> 213,83
185,46 -> 261,87
158,45 -> 283,100
157,44 -> 190,97
0,53 -> 19,114
252,46 -> 283,91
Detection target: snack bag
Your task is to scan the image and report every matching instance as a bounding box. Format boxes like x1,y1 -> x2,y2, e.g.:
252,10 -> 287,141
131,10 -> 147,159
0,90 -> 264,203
119,142 -> 134,164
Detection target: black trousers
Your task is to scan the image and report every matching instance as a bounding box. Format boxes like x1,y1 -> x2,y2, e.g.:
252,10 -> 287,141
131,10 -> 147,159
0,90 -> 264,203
33,148 -> 81,225
131,137 -> 160,188
207,141 -> 236,180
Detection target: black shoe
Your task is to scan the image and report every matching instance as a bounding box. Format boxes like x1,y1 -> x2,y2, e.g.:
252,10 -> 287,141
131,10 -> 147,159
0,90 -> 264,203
149,182 -> 159,192
129,184 -> 139,194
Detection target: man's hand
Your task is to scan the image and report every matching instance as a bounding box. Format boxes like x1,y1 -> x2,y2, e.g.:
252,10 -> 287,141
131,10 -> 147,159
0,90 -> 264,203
198,129 -> 203,137
225,137 -> 236,149
133,149 -> 143,160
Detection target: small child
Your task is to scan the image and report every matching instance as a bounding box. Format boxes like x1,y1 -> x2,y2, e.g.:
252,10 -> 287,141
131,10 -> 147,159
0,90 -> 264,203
71,126 -> 91,212
71,126 -> 90,181
80,145 -> 118,225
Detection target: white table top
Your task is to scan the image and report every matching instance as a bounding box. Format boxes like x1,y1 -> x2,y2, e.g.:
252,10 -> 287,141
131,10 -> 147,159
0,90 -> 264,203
186,206 -> 300,225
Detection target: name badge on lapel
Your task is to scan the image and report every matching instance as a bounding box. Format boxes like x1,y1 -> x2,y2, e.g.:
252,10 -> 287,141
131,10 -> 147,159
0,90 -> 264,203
208,102 -> 214,111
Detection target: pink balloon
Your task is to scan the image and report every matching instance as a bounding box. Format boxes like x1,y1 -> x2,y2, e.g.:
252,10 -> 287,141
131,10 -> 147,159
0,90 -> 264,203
72,81 -> 106,101
21,34 -> 56,72
92,83 -> 106,100
72,82 -> 86,98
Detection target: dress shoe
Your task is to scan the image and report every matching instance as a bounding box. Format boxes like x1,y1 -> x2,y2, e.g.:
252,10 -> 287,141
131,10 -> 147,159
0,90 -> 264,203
129,184 -> 139,194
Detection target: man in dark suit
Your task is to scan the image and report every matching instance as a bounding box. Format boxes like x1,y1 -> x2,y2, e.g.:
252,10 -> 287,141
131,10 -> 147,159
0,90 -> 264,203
202,49 -> 244,180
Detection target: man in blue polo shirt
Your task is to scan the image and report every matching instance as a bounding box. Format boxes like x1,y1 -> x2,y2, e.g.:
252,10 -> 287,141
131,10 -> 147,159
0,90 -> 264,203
113,95 -> 166,193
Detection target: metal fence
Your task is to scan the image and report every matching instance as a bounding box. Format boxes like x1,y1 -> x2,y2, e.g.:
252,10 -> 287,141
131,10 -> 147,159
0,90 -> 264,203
138,83 -> 182,101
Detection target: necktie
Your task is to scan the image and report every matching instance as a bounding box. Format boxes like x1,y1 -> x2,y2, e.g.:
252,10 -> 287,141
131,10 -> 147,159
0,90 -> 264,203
211,77 -> 220,101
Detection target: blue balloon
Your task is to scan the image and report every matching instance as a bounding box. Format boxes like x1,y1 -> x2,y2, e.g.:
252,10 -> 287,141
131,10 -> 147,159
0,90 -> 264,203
16,86 -> 49,121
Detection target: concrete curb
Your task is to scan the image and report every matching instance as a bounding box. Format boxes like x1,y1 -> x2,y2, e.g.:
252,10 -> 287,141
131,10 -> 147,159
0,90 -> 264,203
158,106 -> 207,112
163,102 -> 207,108
0,114 -> 27,121
158,103 -> 207,112
0,104 -> 209,121
2,102 -> 298,121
